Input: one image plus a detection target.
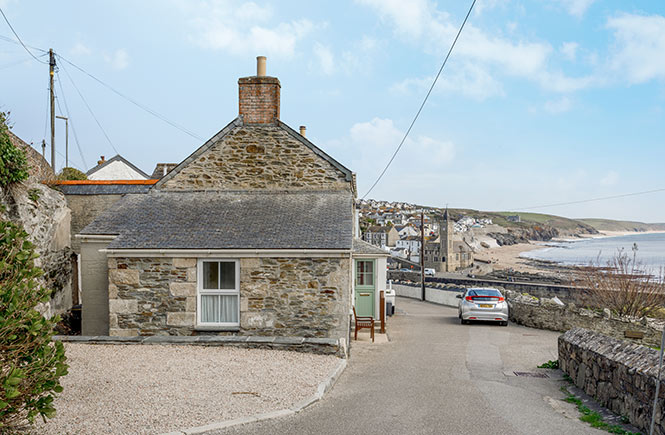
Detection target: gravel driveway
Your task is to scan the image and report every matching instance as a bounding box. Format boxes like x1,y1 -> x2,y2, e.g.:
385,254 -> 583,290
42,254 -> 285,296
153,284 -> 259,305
33,343 -> 339,434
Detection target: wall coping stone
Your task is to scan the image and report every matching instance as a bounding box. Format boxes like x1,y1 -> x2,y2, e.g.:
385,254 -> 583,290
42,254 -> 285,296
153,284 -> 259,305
53,335 -> 343,356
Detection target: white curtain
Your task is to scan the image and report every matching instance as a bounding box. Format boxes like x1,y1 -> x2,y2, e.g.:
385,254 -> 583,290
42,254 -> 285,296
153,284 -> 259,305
201,294 -> 238,323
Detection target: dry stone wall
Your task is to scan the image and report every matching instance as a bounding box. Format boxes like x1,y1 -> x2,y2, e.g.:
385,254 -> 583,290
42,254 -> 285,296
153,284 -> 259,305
159,125 -> 350,191
559,328 -> 665,435
108,256 -> 351,341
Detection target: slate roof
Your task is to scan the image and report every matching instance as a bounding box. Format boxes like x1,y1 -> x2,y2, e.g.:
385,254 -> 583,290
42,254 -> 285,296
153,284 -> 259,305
56,184 -> 153,195
86,154 -> 150,179
81,190 -> 353,250
352,238 -> 389,256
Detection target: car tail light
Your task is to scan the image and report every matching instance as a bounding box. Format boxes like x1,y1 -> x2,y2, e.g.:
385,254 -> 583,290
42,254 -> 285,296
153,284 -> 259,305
498,297 -> 505,302
495,318 -> 503,320
469,317 -> 477,320
465,296 -> 474,301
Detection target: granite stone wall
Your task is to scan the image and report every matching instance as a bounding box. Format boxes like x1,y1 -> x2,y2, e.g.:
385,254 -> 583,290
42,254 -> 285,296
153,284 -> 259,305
559,328 -> 665,435
507,291 -> 664,348
159,126 -> 350,192
108,256 -> 351,341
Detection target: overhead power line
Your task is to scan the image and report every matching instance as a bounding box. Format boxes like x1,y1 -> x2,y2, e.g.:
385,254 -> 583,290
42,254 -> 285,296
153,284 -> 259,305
362,0 -> 476,199
57,54 -> 205,141
58,60 -> 119,156
0,52 -> 47,70
0,9 -> 47,64
513,188 -> 665,211
55,70 -> 88,168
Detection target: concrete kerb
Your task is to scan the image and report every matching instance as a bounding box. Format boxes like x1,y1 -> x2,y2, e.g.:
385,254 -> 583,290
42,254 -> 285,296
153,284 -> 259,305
163,358 -> 348,435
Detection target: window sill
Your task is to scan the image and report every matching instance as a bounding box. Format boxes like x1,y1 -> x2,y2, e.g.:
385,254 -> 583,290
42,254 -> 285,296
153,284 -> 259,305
194,325 -> 240,332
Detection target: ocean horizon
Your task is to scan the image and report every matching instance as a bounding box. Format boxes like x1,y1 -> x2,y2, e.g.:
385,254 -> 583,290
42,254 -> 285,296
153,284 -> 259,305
520,232 -> 665,269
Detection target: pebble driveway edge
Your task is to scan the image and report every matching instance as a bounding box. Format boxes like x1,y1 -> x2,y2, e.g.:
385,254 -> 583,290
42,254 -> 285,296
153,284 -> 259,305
161,358 -> 348,435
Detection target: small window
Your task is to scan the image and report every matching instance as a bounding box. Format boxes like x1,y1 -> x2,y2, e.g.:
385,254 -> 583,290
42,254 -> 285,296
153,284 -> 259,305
198,260 -> 239,326
356,260 -> 374,286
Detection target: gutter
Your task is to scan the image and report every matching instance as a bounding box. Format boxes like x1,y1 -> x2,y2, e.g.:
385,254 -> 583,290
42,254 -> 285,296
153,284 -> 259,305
100,248 -> 353,258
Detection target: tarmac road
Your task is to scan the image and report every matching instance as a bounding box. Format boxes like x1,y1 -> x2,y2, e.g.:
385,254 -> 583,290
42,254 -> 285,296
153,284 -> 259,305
206,297 -> 600,435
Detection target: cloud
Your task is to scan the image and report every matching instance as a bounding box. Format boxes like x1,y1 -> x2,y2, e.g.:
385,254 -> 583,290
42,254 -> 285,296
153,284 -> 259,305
554,0 -> 596,18
180,1 -> 315,59
70,42 -> 91,57
358,0 -> 593,95
543,96 -> 573,113
391,62 -> 504,100
104,49 -> 129,70
346,117 -> 454,173
606,13 -> 665,84
560,42 -> 578,60
313,43 -> 335,75
600,171 -> 619,186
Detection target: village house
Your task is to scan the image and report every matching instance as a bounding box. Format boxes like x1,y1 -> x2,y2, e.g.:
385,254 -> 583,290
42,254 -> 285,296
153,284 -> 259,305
77,57 -> 388,353
86,154 -> 150,180
362,225 -> 399,249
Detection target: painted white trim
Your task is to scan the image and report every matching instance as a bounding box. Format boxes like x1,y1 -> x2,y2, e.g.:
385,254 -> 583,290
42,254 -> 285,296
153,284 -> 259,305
102,249 -> 352,258
196,259 -> 240,328
352,253 -> 390,258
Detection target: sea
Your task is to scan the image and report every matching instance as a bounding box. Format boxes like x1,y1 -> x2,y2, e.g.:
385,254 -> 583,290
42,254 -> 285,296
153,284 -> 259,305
520,232 -> 665,269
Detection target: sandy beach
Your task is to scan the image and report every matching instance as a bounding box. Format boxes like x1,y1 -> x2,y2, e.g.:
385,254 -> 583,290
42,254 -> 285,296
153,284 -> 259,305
474,242 -> 551,275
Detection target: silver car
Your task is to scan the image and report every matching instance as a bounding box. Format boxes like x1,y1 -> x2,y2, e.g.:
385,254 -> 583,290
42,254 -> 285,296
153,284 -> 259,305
457,287 -> 509,326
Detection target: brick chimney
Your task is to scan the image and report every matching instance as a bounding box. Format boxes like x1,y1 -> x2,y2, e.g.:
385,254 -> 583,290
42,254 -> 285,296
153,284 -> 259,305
238,56 -> 281,124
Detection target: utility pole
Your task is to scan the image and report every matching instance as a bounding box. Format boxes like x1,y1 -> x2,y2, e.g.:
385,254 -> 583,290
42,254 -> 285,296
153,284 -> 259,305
49,48 -> 56,171
420,210 -> 425,301
56,116 -> 68,168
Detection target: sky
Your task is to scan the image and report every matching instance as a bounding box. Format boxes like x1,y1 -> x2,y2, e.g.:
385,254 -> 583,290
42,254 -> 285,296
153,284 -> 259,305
1,0 -> 664,222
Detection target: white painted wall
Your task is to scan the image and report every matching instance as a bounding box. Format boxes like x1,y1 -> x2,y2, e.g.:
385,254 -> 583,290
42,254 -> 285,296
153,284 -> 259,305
88,160 -> 147,180
392,283 -> 463,308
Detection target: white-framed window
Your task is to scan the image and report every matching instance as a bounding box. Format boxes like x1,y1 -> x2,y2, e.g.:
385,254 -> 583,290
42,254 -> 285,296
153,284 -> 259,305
197,259 -> 240,327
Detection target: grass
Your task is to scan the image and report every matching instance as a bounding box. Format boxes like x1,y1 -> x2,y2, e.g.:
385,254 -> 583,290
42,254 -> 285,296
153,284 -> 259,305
538,360 -> 559,369
561,387 -> 641,435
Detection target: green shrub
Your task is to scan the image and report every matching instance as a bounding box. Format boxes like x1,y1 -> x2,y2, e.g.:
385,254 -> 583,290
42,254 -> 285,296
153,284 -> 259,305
56,167 -> 86,181
0,220 -> 68,430
0,113 -> 29,187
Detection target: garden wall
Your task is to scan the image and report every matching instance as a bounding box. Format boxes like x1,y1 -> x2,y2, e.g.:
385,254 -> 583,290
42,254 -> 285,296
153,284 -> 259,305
559,328 -> 664,435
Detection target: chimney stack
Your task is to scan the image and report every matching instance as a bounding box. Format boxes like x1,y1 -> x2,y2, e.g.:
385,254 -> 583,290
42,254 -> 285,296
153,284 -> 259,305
238,56 -> 281,124
299,126 -> 306,137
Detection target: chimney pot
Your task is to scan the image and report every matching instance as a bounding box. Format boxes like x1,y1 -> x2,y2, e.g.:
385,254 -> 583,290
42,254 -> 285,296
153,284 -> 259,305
257,56 -> 266,77
299,126 -> 306,137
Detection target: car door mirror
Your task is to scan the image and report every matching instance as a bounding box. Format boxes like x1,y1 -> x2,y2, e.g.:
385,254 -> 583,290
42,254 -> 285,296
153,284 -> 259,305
456,294 -> 463,299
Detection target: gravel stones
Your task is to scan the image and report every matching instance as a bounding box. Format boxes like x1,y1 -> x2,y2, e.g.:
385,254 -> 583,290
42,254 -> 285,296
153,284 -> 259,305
34,343 -> 339,434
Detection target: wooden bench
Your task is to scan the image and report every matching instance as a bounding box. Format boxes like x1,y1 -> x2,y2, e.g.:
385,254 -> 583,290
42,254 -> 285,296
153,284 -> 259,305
353,306 -> 375,342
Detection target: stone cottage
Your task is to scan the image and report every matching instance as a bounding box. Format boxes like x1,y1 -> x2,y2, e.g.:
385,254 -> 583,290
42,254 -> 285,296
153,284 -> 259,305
78,57 -> 387,352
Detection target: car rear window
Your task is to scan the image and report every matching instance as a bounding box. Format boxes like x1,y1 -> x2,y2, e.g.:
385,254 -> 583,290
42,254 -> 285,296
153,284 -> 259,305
467,289 -> 502,298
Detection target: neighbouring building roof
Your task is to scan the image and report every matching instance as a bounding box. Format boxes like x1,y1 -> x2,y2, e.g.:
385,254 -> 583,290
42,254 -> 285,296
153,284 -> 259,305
366,225 -> 393,234
81,190 -> 353,250
86,155 -> 150,180
353,238 -> 390,256
150,163 -> 178,180
453,241 -> 473,252
54,182 -> 154,195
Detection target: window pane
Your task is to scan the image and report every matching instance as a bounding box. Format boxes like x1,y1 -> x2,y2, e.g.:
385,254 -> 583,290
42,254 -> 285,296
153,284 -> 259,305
219,262 -> 235,289
364,270 -> 373,286
201,295 -> 238,323
203,262 -> 219,289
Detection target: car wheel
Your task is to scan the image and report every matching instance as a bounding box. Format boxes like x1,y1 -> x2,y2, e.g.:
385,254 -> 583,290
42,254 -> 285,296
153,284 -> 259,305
501,321 -> 508,327
461,318 -> 468,325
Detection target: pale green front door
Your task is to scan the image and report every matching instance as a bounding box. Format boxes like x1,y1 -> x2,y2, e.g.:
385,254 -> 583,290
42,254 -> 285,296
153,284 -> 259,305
355,259 -> 375,318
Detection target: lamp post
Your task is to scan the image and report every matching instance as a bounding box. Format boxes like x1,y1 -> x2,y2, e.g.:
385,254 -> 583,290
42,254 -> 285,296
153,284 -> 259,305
55,116 -> 68,169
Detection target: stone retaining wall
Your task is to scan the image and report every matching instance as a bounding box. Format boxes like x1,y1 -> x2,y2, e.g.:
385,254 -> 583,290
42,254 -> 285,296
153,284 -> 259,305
108,256 -> 350,344
559,328 -> 664,435
508,291 -> 664,348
